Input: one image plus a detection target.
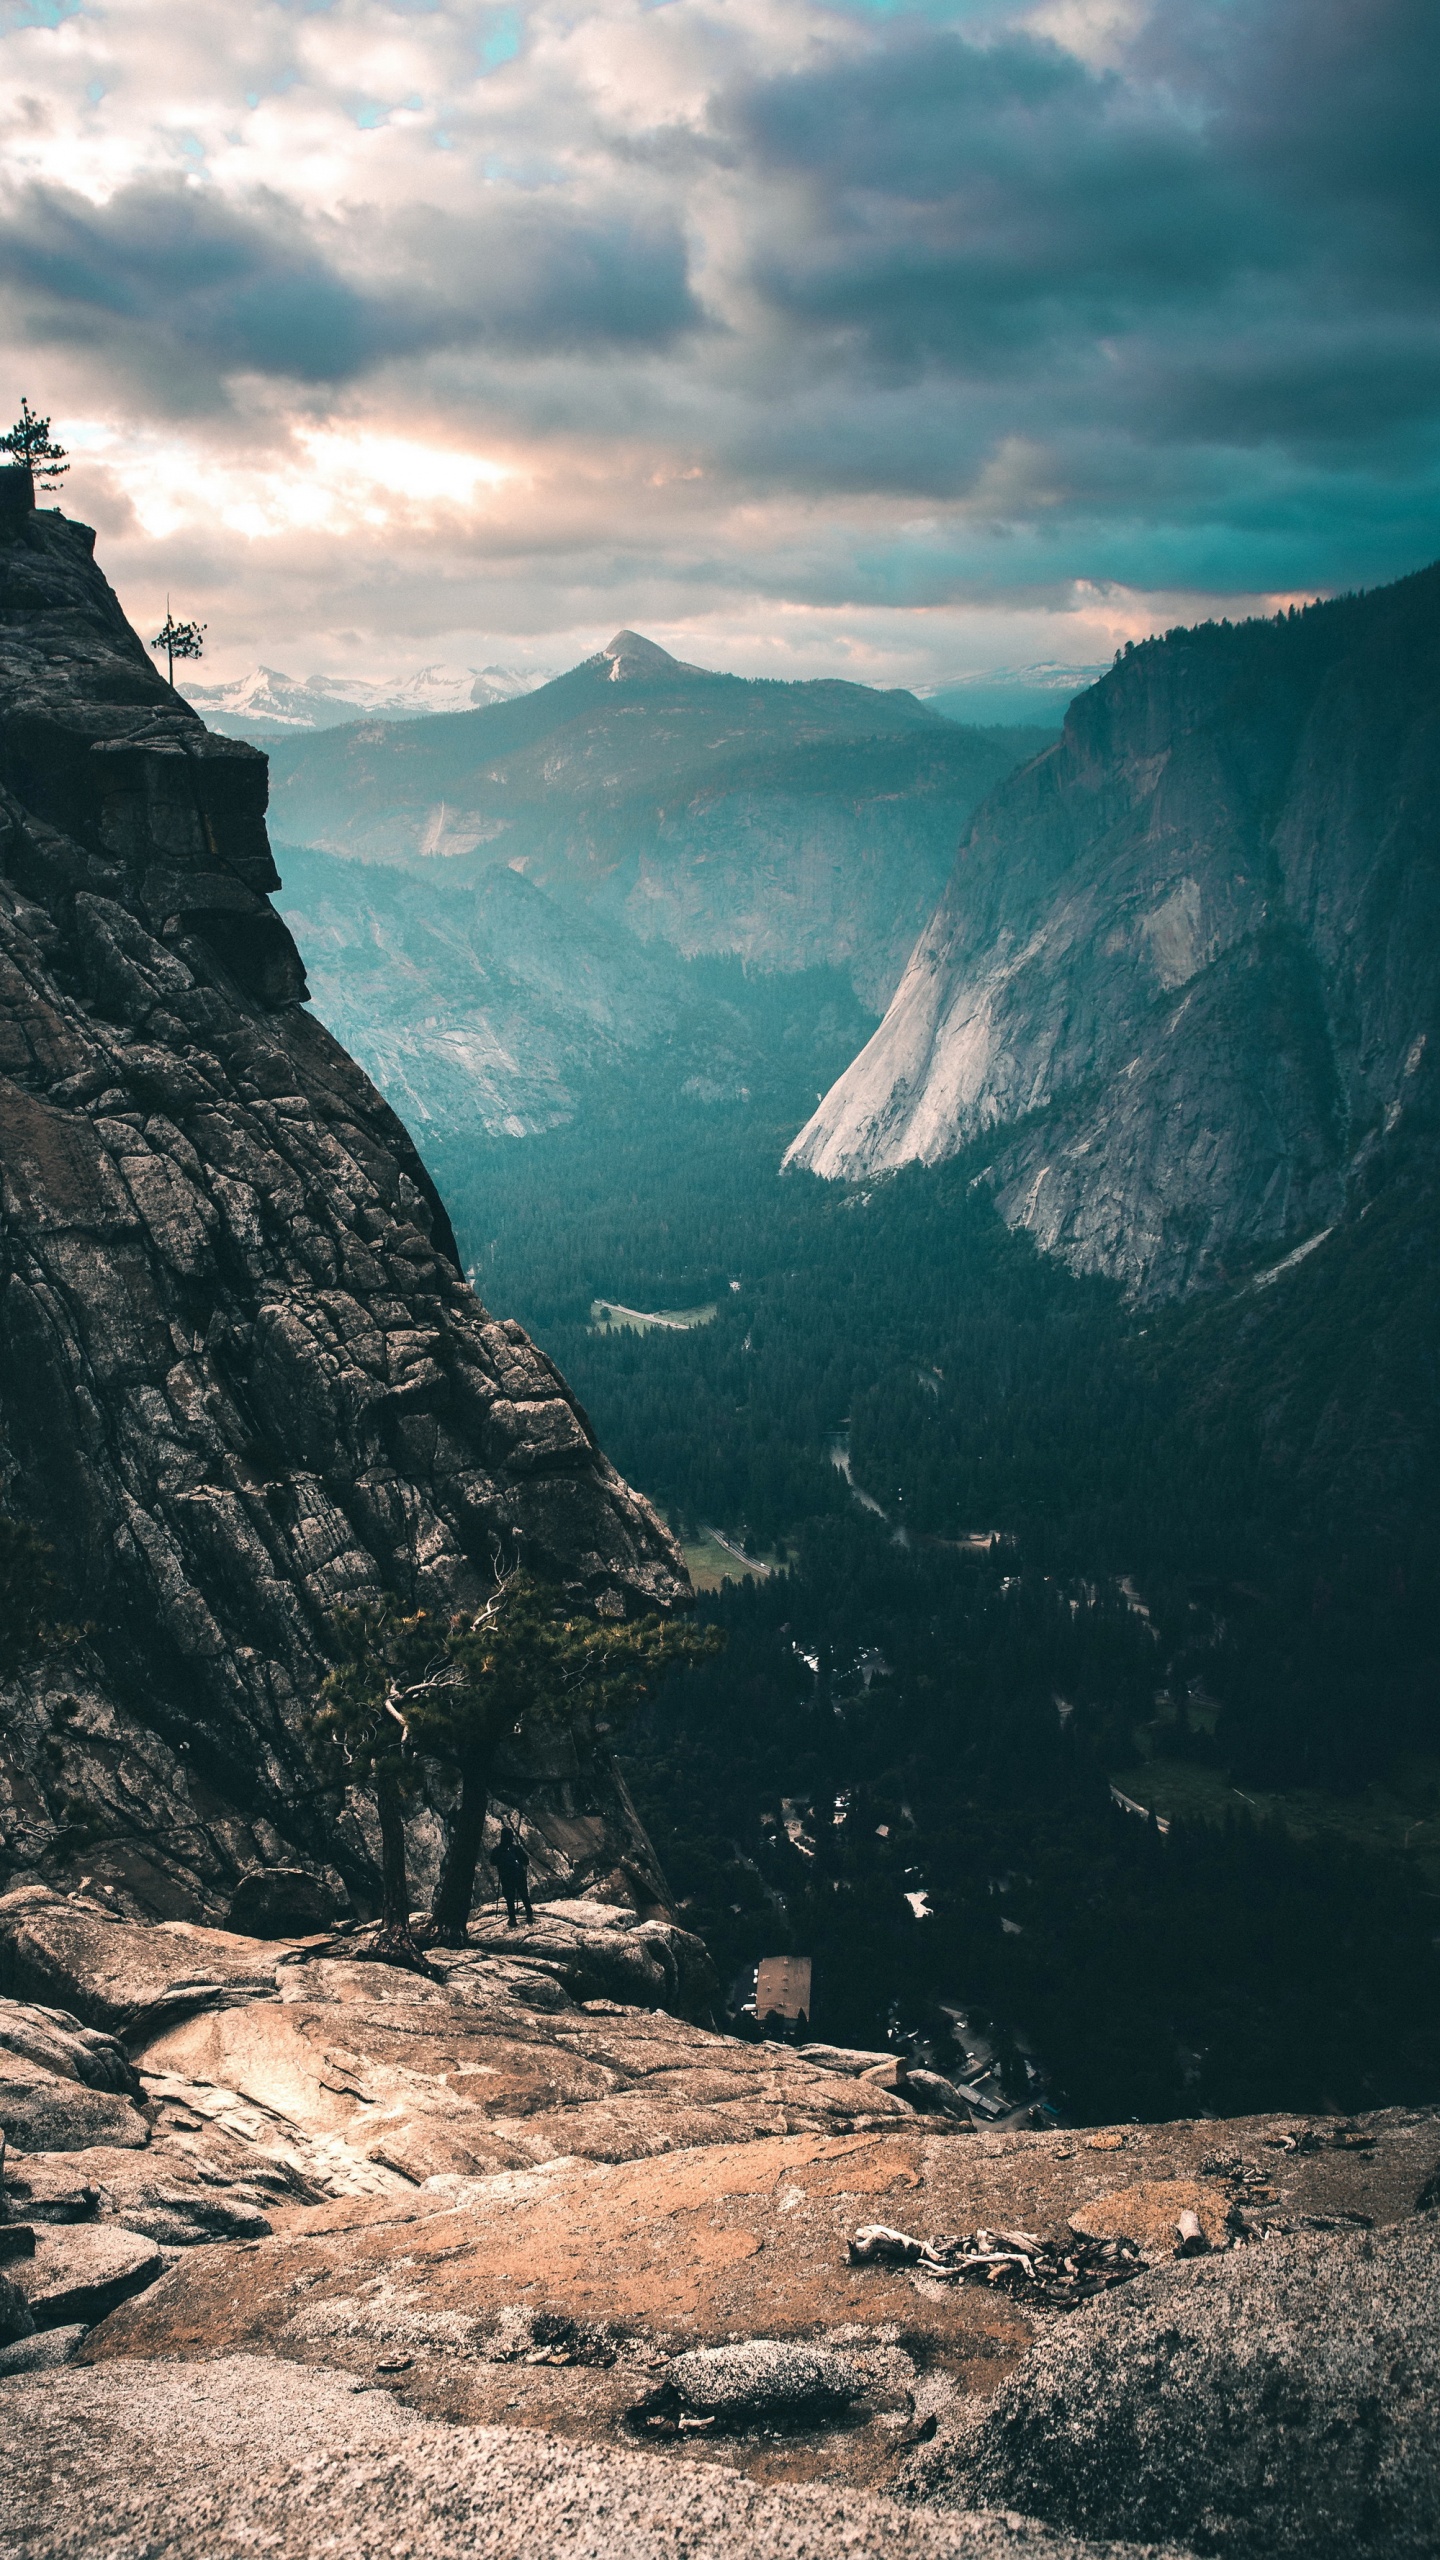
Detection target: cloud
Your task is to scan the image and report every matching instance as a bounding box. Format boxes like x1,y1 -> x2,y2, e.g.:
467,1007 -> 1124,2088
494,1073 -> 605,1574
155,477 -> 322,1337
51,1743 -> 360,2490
721,0 -> 1440,462
731,30 -> 1247,370
0,173 -> 700,399
0,0 -> 1432,685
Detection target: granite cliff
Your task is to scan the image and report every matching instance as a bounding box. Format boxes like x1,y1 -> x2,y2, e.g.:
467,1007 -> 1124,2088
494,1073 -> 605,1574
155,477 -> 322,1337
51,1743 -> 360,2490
272,848 -> 686,1142
0,470 -> 687,1926
787,567 -> 1440,1302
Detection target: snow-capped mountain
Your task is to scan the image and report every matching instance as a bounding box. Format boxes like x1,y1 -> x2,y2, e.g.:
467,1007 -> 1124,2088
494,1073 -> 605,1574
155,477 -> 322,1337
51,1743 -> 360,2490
919,661 -> 1110,726
181,660 -> 553,744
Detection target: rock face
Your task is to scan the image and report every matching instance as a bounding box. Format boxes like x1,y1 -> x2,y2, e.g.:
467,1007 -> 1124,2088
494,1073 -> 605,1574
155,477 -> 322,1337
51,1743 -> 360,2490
0,476 -> 686,1920
275,848 -> 685,1142
266,629 -> 1048,1012
787,568 -> 1440,1301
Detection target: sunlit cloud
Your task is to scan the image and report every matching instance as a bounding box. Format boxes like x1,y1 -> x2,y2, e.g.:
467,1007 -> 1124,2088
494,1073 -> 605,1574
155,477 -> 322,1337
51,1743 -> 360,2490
68,418 -> 518,542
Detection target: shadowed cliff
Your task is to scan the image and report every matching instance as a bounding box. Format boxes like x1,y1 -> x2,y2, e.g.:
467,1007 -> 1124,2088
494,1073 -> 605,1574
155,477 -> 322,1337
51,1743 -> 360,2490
0,471 -> 688,1924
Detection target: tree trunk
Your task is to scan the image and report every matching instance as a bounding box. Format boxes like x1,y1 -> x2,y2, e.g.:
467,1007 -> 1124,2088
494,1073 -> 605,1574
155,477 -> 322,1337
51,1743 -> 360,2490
368,1767 -> 432,1970
428,1752 -> 492,1947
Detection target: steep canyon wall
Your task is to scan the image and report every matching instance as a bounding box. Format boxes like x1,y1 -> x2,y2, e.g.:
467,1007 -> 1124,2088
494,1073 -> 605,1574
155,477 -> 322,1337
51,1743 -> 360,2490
0,475 -> 686,1922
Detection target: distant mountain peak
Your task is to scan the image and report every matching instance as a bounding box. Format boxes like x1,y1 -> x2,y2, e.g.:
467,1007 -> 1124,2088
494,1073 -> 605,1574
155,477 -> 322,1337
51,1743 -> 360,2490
599,630 -> 706,683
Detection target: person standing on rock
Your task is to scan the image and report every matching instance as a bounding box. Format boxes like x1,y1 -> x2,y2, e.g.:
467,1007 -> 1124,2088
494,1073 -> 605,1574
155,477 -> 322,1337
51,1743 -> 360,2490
494,1820 -> 535,1928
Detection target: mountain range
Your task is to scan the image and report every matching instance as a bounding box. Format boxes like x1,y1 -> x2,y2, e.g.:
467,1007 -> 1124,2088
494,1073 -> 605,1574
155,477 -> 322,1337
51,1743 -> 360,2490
182,659 -> 553,745
919,661 -> 1110,728
266,630 -> 1055,1012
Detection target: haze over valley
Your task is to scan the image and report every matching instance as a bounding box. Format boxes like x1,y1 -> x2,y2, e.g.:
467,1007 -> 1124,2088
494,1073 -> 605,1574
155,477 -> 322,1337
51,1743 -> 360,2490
260,572 -> 1440,2123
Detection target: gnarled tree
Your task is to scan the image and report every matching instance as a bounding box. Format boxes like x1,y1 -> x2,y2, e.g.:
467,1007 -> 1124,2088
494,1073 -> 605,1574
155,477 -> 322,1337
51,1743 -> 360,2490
311,1599 -> 448,1968
313,1575 -> 722,1959
410,1572 -> 723,1946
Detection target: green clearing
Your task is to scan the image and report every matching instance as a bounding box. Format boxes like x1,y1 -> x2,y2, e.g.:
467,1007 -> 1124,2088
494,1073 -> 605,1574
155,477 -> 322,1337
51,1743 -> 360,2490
1108,1756 -> 1440,1892
590,1299 -> 717,1336
662,1514 -> 778,1592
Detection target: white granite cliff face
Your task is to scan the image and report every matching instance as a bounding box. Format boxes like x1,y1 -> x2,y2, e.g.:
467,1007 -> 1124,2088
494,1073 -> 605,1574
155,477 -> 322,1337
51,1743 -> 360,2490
786,566 -> 1440,1301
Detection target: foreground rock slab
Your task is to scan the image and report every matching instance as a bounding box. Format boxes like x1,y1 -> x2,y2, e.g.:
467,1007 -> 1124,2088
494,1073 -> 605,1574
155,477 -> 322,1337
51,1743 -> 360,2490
86,2106 -> 1440,2496
0,2354 -> 1174,2560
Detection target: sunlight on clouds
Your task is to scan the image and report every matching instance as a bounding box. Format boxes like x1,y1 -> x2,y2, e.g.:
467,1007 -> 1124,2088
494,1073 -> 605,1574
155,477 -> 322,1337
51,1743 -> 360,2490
73,420 -> 517,542
298,430 -> 517,512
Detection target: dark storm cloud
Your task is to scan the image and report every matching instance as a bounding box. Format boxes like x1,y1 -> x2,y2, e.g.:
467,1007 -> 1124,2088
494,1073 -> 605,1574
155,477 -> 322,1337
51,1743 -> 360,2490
1149,0 -> 1440,283
734,33 -> 1251,367
0,175 -> 700,397
721,0 -> 1440,465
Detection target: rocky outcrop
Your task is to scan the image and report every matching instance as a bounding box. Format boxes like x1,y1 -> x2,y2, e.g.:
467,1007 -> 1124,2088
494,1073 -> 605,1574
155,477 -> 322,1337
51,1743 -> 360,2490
787,568 -> 1440,1301
920,2210 -> 1440,2560
0,1892 -> 918,2203
0,477 -> 687,1920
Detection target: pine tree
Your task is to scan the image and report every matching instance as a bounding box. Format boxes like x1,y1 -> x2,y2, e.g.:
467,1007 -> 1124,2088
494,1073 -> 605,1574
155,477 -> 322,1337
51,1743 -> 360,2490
1,398 -> 69,490
150,604 -> 206,687
311,1576 -> 722,1958
409,1571 -> 723,1946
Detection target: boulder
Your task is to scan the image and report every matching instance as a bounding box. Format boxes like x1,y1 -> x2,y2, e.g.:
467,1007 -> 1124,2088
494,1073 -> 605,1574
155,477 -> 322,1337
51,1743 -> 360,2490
664,2339 -> 863,2424
0,1993 -> 140,2093
0,1989 -> 151,2152
226,1870 -> 340,1940
918,2209 -> 1440,2560
0,2069 -> 149,2153
0,1904 -> 283,2037
0,2267 -> 35,2345
0,2141 -> 278,2242
459,1900 -> 718,2020
0,2320 -> 85,2374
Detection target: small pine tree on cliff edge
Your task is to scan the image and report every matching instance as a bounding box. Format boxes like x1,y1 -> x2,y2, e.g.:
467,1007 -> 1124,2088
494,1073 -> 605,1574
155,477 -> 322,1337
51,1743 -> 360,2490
1,398 -> 69,491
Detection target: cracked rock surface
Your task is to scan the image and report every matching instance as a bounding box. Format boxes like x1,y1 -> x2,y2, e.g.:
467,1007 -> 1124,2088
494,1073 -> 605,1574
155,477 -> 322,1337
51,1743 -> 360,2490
0,485 -> 686,1920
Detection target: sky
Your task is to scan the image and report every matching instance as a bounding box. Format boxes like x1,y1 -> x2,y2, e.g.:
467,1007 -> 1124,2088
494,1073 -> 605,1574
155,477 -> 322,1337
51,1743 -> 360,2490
1,0 -> 1436,693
